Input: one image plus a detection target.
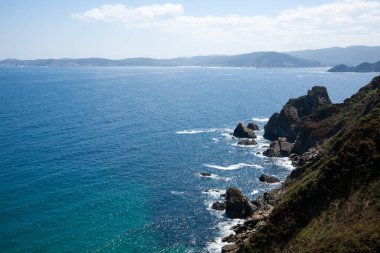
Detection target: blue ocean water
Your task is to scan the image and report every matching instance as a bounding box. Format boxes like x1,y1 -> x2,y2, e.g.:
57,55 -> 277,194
0,67 -> 377,252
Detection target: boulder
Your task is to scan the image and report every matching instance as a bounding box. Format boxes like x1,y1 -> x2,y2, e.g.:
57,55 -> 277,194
225,188 -> 257,218
247,122 -> 260,130
233,122 -> 256,139
200,172 -> 212,177
263,138 -> 294,157
211,201 -> 226,211
237,139 -> 257,146
222,244 -> 239,253
264,86 -> 332,142
259,174 -> 280,184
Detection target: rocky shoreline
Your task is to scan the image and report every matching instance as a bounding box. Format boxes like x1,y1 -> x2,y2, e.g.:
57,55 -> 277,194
212,85 -> 334,252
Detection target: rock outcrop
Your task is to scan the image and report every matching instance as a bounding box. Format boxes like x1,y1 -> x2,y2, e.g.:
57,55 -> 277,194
237,139 -> 257,146
264,86 -> 332,143
233,122 -> 256,139
263,138 -> 294,157
247,122 -> 260,131
225,188 -> 257,219
259,174 -> 280,184
211,201 -> 226,211
242,76 -> 380,252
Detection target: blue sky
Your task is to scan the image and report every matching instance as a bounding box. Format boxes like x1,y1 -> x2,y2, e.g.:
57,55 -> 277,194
1,0 -> 379,59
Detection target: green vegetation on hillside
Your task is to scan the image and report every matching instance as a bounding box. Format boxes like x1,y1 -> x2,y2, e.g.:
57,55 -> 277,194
242,76 -> 380,252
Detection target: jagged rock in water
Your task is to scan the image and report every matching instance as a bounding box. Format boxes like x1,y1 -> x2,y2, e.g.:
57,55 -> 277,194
237,139 -> 257,146
264,86 -> 332,142
247,122 -> 260,130
259,174 -> 280,184
200,172 -> 212,177
263,138 -> 294,157
211,201 -> 226,211
225,188 -> 257,218
233,122 -> 256,139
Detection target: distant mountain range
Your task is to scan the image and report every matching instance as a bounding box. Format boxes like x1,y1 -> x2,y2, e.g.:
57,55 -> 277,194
287,46 -> 380,66
0,46 -> 379,68
328,61 -> 380,72
0,52 -> 321,68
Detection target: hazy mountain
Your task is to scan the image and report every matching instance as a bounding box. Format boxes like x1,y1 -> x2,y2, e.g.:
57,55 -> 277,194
0,52 -> 321,68
328,61 -> 380,72
288,46 -> 380,66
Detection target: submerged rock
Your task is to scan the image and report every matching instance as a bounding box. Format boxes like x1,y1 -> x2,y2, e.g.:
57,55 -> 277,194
233,122 -> 256,139
225,188 -> 257,218
259,174 -> 280,184
237,139 -> 257,146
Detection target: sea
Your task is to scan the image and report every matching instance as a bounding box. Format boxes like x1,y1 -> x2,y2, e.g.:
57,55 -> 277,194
0,66 -> 377,253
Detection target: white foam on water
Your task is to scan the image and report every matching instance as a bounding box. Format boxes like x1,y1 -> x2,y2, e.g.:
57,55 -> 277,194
251,190 -> 259,195
252,117 -> 269,122
204,163 -> 263,171
176,129 -> 208,134
205,219 -> 245,253
212,138 -> 219,143
202,189 -> 226,199
171,191 -> 185,195
198,173 -> 232,181
274,157 -> 295,170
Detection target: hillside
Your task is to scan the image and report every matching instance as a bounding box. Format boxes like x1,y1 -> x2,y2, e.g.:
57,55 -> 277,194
0,52 -> 321,68
328,61 -> 380,72
241,76 -> 380,252
288,46 -> 380,66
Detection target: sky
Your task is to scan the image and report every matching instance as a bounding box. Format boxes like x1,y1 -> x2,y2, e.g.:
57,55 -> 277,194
0,0 -> 379,59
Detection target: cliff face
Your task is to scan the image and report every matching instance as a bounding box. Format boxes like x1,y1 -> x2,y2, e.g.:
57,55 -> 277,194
242,76 -> 380,252
263,86 -> 332,144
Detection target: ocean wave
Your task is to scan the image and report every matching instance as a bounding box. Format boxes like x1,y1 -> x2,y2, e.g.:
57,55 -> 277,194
176,128 -> 231,135
170,191 -> 185,195
205,219 -> 245,253
274,158 -> 294,170
198,173 -> 231,181
252,117 -> 269,122
251,190 -> 259,195
202,189 -> 226,199
176,130 -> 208,134
204,163 -> 263,171
212,138 -> 219,143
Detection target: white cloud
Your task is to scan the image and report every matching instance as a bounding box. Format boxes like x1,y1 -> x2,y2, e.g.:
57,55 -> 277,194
72,0 -> 380,53
71,3 -> 184,23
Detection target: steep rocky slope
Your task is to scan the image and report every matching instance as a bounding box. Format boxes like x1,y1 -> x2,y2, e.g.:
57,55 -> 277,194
241,76 -> 380,252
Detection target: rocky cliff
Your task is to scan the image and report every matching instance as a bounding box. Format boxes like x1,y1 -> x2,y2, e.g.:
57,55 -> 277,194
263,86 -> 332,147
241,76 -> 380,252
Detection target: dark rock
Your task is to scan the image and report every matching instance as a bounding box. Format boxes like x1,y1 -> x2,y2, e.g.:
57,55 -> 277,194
211,201 -> 226,211
222,234 -> 236,243
233,122 -> 256,139
222,244 -> 239,253
263,138 -> 294,157
237,139 -> 257,146
264,86 -> 332,142
247,122 -> 260,130
259,174 -> 280,184
200,172 -> 212,177
225,188 -> 257,218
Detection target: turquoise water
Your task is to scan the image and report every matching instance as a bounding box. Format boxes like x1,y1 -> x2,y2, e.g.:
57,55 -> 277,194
0,67 -> 376,252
